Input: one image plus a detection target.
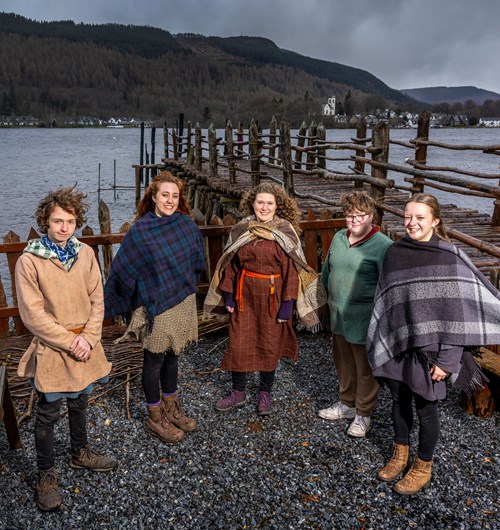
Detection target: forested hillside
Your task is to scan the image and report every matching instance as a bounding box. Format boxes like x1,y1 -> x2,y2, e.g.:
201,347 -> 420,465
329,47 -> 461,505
0,12 -> 414,126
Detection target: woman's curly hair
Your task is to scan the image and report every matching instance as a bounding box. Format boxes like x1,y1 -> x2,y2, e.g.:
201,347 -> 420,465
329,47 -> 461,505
35,186 -> 88,234
134,171 -> 190,221
239,182 -> 302,233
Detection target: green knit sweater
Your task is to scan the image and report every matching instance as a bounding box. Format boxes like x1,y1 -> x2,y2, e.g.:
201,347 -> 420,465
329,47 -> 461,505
321,229 -> 392,344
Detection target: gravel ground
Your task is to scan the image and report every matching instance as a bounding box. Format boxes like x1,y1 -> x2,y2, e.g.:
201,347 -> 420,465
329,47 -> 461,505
1,330 -> 499,530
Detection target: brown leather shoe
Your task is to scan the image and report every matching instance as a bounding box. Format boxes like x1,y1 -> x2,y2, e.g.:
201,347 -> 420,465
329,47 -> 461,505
377,443 -> 410,482
36,467 -> 62,512
147,404 -> 185,443
70,445 -> 117,472
162,395 -> 197,432
394,456 -> 432,495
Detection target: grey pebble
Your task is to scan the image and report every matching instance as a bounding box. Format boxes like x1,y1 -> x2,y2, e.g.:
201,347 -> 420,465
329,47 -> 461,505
0,331 -> 499,529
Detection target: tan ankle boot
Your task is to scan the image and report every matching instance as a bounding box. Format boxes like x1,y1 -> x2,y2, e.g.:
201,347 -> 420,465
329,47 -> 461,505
394,456 -> 432,495
147,404 -> 185,443
162,395 -> 197,432
377,443 -> 410,482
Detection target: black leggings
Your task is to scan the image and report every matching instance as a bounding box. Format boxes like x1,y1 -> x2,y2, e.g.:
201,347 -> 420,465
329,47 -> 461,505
142,350 -> 179,404
231,371 -> 275,393
385,378 -> 440,462
36,393 -> 88,470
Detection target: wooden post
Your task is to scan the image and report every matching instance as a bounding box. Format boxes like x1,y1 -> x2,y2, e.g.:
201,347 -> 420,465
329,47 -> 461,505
144,145 -> 150,187
226,120 -> 236,184
237,122 -> 244,159
172,130 -> 179,161
135,165 -> 141,205
208,124 -> 218,178
306,120 -> 317,171
249,120 -> 261,187
178,113 -> 184,157
0,366 -> 23,449
4,231 -> 27,335
98,200 -> 114,280
370,122 -> 389,226
163,121 -> 169,158
413,110 -> 430,194
0,270 -> 8,337
150,127 -> 156,179
280,119 -> 294,197
195,123 -> 202,172
316,123 -> 326,170
354,121 -> 367,188
294,121 -> 307,170
186,121 -> 192,160
140,122 -> 145,184
268,116 -> 277,164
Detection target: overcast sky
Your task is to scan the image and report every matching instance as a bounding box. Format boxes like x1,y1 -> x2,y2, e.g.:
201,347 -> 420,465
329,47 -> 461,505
2,0 -> 500,94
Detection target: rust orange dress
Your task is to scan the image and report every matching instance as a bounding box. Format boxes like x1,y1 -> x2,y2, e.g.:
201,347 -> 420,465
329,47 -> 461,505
219,238 -> 299,372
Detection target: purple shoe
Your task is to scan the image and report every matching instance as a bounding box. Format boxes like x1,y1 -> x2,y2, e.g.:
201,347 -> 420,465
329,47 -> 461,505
215,389 -> 247,412
257,391 -> 273,416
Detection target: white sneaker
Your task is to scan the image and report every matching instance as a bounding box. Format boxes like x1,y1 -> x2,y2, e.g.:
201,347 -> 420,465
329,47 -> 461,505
318,401 -> 356,420
347,415 -> 371,437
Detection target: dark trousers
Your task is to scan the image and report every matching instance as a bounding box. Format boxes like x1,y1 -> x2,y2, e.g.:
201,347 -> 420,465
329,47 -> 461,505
385,378 -> 440,462
231,371 -> 275,392
142,350 -> 179,404
36,393 -> 88,471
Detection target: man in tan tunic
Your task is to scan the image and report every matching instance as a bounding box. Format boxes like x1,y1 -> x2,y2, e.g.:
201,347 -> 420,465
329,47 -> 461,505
15,186 -> 116,512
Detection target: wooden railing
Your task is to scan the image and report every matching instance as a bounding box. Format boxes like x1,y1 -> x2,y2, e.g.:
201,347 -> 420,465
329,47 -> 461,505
0,215 -> 346,338
153,112 -> 500,225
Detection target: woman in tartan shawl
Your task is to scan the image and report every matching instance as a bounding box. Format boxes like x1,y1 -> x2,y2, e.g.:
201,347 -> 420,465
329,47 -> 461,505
204,183 -> 326,416
367,193 -> 500,495
104,172 -> 205,444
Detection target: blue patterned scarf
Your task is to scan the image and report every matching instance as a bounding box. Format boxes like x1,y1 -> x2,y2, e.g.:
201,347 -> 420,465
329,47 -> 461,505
104,211 -> 205,320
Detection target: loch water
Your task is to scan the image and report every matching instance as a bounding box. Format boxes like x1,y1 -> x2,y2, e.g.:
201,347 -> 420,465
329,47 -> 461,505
1,127 -> 499,239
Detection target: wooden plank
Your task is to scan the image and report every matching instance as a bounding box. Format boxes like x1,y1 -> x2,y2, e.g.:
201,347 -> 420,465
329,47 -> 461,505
0,365 -> 23,449
478,348 -> 500,377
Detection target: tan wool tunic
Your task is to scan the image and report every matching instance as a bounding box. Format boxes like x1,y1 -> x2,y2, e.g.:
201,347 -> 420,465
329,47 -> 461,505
219,239 -> 299,372
15,244 -> 111,393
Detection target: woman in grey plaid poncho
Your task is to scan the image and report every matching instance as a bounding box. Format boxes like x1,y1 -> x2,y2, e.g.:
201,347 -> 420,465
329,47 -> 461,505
367,193 -> 500,495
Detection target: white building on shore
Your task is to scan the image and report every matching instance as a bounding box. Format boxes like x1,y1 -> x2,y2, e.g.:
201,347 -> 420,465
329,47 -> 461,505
322,96 -> 336,116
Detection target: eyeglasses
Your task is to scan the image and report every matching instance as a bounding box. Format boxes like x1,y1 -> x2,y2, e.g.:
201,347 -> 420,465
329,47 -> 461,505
345,214 -> 368,222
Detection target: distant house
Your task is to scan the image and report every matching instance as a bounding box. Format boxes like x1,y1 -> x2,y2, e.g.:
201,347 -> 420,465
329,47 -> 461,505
323,96 -> 336,116
479,117 -> 500,127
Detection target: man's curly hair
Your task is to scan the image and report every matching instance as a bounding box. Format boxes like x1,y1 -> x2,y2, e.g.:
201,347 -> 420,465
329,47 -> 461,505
239,182 -> 302,233
340,190 -> 376,216
35,186 -> 89,234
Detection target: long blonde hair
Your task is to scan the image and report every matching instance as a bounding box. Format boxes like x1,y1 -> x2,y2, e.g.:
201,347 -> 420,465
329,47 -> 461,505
405,193 -> 450,242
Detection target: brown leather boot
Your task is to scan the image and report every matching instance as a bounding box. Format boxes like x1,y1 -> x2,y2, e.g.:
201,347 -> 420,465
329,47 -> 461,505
394,456 -> 432,495
147,404 -> 185,443
36,467 -> 61,512
377,443 -> 410,482
162,395 -> 197,432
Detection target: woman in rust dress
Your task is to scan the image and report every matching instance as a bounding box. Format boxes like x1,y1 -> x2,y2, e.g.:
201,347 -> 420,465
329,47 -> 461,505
204,183 -> 325,416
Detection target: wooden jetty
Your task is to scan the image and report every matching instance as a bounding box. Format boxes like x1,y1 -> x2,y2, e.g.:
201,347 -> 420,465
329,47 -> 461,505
142,112 -> 500,281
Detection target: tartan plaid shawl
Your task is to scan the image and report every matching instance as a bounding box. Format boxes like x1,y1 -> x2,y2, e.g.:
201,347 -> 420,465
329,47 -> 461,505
203,216 -> 327,331
367,234 -> 500,370
104,212 -> 205,320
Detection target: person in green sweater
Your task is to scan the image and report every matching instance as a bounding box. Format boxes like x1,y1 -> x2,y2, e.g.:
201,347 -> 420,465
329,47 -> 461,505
319,191 -> 392,437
